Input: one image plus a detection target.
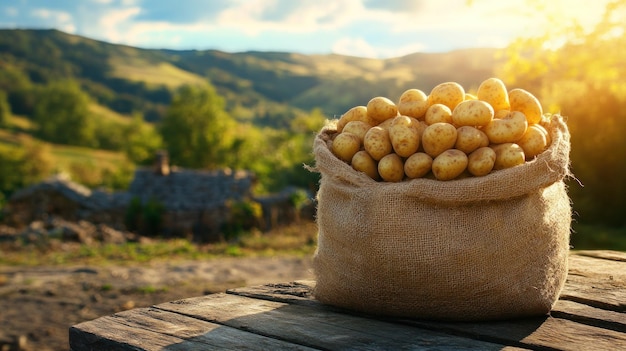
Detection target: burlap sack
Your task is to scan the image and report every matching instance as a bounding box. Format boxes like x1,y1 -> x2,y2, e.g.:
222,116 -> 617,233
311,115 -> 572,321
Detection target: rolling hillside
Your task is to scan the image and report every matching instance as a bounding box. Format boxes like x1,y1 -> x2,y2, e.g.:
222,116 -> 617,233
0,29 -> 501,125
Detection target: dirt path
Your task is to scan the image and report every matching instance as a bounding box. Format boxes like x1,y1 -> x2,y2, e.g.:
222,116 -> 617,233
0,255 -> 314,351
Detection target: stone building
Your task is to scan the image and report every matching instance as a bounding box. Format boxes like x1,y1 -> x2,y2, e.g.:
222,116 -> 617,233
4,154 -> 311,242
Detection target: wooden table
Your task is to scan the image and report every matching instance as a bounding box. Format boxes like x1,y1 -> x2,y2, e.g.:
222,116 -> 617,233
70,250 -> 626,350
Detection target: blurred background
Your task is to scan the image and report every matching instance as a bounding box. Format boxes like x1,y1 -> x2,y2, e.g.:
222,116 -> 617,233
0,0 -> 624,254
1,1 -> 625,349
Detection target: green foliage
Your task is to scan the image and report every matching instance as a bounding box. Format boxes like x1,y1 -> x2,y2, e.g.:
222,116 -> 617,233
499,0 -> 626,227
222,200 -> 263,240
160,84 -> 236,169
122,113 -> 163,164
0,140 -> 53,196
0,90 -> 10,127
124,197 -> 165,236
32,80 -> 96,147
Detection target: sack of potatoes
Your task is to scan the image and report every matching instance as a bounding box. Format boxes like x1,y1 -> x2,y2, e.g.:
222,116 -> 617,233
311,78 -> 573,321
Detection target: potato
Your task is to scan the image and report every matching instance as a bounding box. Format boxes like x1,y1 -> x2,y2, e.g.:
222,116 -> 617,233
389,116 -> 420,157
378,153 -> 405,182
364,126 -> 392,161
509,88 -> 543,124
431,149 -> 468,181
425,103 -> 453,125
428,82 -> 465,110
421,122 -> 458,157
477,77 -> 510,111
467,147 -> 496,176
483,111 -> 528,144
517,124 -> 548,159
351,150 -> 379,180
367,96 -> 399,123
451,99 -> 494,127
397,89 -> 430,120
537,122 -> 551,147
337,105 -> 370,132
455,126 -> 488,154
491,143 -> 525,170
494,109 -> 510,119
377,117 -> 395,131
404,152 -> 433,179
465,93 -> 477,100
342,120 -> 372,142
331,132 -> 361,163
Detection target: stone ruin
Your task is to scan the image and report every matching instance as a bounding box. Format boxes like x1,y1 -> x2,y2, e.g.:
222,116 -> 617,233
2,152 -> 314,242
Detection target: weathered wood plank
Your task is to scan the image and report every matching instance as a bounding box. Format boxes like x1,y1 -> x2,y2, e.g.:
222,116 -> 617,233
70,306 -> 319,351
551,299 -> 626,332
156,292 -> 524,350
228,262 -> 626,351
573,250 -> 626,262
400,314 -> 626,351
562,253 -> 626,312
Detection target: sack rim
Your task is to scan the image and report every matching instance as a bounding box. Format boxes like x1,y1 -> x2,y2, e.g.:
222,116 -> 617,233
312,114 -> 572,204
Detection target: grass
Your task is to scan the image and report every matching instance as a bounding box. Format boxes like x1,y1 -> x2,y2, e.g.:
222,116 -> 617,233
0,222 -> 319,266
109,57 -> 207,89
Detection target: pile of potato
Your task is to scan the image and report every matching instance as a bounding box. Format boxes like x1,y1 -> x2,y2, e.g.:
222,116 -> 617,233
330,78 -> 552,181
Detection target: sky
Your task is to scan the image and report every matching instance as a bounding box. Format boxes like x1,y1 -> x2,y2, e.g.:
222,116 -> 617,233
0,0 -> 613,59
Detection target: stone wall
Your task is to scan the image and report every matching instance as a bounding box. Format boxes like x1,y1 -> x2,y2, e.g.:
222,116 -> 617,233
3,167 -> 312,242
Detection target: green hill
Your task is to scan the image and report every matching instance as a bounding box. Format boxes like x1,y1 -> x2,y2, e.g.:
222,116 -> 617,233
0,29 -> 500,126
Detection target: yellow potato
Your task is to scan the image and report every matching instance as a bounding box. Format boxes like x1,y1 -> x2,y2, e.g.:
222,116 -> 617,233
517,124 -> 548,160
431,149 -> 468,181
537,116 -> 552,146
477,77 -> 510,111
378,153 -> 405,182
467,147 -> 496,176
389,116 -> 420,157
364,126 -> 392,161
494,109 -> 511,119
404,152 -> 433,179
455,126 -> 488,154
421,122 -> 458,157
536,122 -> 551,147
509,88 -> 543,124
425,103 -> 453,125
351,150 -> 379,180
428,82 -> 465,110
491,143 -> 526,170
465,93 -> 477,100
331,132 -> 361,163
342,120 -> 372,142
397,89 -> 430,120
367,96 -> 399,123
451,99 -> 494,127
483,111 -> 528,144
377,117 -> 394,131
337,105 -> 370,132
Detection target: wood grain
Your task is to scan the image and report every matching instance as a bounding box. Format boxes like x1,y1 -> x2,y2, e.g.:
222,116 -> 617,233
70,251 -> 626,351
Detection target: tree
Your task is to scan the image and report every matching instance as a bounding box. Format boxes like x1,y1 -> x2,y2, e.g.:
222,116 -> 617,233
0,140 -> 53,197
160,84 -> 236,169
32,80 -> 95,147
498,0 -> 626,227
123,113 -> 163,164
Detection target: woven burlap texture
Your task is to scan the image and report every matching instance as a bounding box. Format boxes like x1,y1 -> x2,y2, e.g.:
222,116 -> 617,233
311,115 -> 572,321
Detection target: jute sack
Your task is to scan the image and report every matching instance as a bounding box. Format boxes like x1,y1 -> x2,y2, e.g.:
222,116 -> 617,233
311,115 -> 572,321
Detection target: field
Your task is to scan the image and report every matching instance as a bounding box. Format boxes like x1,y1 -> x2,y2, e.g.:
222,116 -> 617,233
0,222 -> 318,351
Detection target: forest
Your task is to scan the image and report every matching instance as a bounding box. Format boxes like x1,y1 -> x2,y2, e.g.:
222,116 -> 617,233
0,1 -> 625,249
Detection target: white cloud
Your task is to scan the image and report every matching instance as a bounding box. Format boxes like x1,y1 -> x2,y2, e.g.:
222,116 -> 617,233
30,8 -> 76,33
331,36 -> 425,58
4,7 -> 18,17
332,37 -> 379,58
